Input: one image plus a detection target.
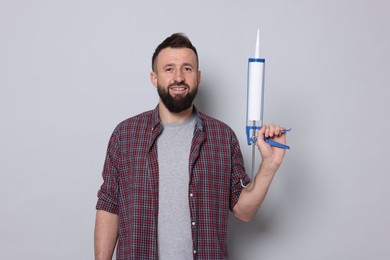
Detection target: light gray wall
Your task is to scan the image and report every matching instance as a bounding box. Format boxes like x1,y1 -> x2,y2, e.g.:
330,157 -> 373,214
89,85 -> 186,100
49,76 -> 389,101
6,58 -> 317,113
1,0 -> 389,259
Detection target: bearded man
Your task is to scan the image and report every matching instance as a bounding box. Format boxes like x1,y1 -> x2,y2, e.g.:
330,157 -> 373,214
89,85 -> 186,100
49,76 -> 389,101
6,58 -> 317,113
94,33 -> 287,260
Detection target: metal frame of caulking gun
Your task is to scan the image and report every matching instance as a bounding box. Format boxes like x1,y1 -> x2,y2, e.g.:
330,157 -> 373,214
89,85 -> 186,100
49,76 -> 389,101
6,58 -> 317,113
244,29 -> 292,181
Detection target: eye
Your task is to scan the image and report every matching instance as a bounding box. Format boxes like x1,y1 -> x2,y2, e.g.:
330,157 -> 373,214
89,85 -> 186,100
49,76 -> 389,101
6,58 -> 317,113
184,66 -> 192,72
165,67 -> 173,72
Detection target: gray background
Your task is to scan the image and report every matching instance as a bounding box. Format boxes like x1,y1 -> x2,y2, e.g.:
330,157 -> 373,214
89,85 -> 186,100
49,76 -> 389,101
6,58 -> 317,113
1,0 -> 389,259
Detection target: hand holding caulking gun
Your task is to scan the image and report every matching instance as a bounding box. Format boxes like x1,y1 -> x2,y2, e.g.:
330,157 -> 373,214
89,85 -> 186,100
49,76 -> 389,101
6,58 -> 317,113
246,29 -> 291,179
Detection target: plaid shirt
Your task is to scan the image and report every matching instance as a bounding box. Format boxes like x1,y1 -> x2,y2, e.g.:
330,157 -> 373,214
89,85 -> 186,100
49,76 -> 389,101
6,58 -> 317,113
96,105 -> 250,260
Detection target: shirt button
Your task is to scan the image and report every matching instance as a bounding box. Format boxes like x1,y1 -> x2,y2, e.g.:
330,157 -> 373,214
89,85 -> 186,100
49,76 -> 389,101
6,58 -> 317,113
193,250 -> 197,254
190,193 -> 193,197
192,221 -> 196,226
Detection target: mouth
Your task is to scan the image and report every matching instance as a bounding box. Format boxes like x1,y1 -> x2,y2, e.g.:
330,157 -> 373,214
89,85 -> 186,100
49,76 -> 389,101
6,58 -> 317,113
169,85 -> 189,95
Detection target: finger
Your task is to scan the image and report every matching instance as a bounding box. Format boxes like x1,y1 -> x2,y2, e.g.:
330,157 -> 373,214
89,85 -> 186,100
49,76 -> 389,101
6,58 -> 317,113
257,125 -> 267,146
267,124 -> 277,138
264,124 -> 271,138
274,125 -> 282,136
269,124 -> 285,137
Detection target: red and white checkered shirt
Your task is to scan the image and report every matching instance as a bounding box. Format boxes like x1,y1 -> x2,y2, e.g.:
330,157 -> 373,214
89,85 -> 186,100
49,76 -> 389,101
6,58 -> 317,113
96,105 -> 250,259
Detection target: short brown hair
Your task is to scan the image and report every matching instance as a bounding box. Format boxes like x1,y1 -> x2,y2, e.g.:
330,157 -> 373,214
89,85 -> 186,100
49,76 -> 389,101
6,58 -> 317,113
152,33 -> 199,72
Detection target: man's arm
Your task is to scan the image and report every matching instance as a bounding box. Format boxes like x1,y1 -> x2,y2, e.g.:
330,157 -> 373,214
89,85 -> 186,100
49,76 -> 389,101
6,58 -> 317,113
94,210 -> 119,260
233,124 -> 287,222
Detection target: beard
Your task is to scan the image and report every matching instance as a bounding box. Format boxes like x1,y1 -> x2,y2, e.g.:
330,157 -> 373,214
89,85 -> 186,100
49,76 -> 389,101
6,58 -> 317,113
157,81 -> 198,113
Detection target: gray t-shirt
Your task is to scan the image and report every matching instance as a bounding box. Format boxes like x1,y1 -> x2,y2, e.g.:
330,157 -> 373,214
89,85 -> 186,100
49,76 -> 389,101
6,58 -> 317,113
157,116 -> 196,260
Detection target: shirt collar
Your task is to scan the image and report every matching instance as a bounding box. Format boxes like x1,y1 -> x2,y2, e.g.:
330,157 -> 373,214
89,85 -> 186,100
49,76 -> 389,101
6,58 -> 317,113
192,105 -> 204,131
150,105 -> 203,131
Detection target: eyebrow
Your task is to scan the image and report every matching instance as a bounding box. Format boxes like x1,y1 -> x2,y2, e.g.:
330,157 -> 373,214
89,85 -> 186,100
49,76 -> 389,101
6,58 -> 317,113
182,63 -> 194,67
163,63 -> 194,69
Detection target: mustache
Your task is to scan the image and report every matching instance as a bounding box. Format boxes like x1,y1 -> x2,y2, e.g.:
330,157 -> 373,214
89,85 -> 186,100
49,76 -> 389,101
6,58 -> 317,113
168,81 -> 190,89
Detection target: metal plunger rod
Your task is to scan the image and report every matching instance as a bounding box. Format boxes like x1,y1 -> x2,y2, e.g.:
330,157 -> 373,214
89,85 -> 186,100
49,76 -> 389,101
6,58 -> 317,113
251,120 -> 256,179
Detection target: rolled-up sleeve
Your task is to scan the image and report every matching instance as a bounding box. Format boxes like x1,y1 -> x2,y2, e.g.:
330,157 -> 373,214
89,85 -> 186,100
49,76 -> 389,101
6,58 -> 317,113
96,127 -> 121,215
229,132 -> 251,211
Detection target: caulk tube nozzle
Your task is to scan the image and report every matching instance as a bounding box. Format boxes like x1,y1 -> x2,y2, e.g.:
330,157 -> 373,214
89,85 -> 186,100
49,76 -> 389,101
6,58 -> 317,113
255,28 -> 260,58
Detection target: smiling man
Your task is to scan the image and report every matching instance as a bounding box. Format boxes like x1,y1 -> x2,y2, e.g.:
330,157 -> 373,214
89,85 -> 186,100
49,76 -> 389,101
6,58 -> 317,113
152,46 -> 200,119
94,33 -> 287,260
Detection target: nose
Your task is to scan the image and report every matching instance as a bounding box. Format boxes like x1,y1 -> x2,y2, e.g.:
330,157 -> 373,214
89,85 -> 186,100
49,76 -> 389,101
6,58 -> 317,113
174,69 -> 184,83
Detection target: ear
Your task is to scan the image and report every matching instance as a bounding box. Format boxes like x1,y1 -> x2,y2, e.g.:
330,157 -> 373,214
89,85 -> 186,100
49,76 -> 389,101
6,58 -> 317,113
150,71 -> 158,88
197,70 -> 202,85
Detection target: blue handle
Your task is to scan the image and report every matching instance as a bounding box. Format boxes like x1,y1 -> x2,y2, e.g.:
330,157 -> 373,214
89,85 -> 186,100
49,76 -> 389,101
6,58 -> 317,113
246,127 -> 291,149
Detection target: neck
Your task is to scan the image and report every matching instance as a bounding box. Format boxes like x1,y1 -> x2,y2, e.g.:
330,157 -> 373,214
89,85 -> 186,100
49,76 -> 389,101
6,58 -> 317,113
158,102 -> 194,124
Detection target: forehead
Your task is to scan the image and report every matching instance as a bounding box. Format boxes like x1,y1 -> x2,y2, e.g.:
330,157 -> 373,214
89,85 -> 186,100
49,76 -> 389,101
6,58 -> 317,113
155,47 -> 197,68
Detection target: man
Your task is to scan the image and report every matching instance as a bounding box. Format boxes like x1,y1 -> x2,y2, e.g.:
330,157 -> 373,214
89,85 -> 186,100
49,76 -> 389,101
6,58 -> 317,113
94,33 -> 287,260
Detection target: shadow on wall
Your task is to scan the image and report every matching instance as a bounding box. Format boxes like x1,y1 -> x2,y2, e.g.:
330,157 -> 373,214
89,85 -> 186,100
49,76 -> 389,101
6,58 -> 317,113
227,148 -> 312,259
228,199 -> 282,260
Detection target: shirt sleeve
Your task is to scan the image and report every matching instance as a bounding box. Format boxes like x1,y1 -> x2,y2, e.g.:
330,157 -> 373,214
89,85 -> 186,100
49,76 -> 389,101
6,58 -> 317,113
229,131 -> 251,211
96,127 -> 121,215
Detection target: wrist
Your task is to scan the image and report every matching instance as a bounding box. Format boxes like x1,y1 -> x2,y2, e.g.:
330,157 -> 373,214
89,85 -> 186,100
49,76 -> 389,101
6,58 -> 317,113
259,160 -> 280,175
